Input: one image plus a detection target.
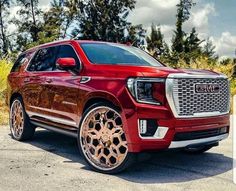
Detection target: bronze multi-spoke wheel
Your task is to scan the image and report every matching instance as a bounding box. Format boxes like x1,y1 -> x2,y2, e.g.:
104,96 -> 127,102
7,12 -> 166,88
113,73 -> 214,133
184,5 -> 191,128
78,103 -> 134,173
10,98 -> 35,141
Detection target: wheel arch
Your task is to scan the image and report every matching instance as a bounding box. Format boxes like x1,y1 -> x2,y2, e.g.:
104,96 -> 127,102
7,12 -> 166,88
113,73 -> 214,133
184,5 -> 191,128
10,92 -> 23,107
82,92 -> 122,113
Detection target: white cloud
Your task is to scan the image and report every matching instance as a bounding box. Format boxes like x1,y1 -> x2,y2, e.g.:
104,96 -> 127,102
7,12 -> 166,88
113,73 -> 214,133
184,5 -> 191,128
211,32 -> 236,58
128,0 -> 178,27
7,4 -> 50,33
184,3 -> 215,35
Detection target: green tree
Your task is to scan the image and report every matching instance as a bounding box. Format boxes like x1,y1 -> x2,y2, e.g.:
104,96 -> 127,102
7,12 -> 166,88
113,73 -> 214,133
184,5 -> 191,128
172,0 -> 195,53
26,0 -> 78,48
146,24 -> 165,58
41,0 -> 64,41
183,27 -> 203,63
0,0 -> 10,56
13,0 -> 42,50
126,24 -> 146,47
62,0 -> 78,38
202,38 -> 218,61
72,0 -> 136,42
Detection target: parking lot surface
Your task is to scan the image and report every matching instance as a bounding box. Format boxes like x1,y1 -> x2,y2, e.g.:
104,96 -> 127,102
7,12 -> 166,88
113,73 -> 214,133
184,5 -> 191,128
0,125 -> 235,191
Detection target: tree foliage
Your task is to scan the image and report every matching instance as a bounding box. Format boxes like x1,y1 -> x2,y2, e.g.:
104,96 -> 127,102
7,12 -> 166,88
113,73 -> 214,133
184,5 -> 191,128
146,24 -> 166,58
202,38 -> 218,61
172,0 -> 195,54
0,0 -> 11,56
72,0 -> 136,42
126,24 -> 146,47
13,0 -> 42,50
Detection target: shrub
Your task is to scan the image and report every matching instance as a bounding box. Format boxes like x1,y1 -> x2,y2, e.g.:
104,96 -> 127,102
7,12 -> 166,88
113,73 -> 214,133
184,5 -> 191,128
0,59 -> 12,125
0,59 -> 12,97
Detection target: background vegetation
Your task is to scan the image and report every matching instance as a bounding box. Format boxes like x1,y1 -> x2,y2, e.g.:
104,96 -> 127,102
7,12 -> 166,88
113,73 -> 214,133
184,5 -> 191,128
0,0 -> 235,125
0,59 -> 12,125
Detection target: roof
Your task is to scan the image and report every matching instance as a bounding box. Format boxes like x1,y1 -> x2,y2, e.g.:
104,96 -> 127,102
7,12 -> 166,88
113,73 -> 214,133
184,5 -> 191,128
23,39 -> 128,54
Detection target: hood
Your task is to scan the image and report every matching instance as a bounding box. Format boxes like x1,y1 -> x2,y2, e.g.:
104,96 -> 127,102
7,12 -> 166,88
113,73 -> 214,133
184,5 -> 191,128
85,64 -> 223,78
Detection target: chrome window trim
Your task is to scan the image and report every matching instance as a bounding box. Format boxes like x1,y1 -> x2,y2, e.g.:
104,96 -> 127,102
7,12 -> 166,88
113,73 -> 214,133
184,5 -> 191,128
169,133 -> 228,148
166,73 -> 230,118
25,43 -> 82,73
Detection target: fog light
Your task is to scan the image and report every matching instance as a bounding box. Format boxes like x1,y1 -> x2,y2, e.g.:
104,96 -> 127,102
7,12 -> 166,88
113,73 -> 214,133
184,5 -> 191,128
154,127 -> 168,139
138,119 -> 168,138
220,127 -> 228,134
139,120 -> 147,134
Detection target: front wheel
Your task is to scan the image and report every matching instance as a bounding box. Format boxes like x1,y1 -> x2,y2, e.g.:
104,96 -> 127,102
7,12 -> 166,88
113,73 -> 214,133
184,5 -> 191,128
78,103 -> 134,174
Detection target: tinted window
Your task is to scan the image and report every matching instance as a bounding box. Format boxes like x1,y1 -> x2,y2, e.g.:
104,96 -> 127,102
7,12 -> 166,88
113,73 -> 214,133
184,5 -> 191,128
28,47 -> 58,72
56,45 -> 80,70
80,43 -> 163,67
11,54 -> 27,72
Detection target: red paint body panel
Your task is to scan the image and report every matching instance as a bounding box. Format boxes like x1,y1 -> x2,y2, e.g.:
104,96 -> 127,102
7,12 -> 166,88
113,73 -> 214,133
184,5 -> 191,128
7,40 -> 230,152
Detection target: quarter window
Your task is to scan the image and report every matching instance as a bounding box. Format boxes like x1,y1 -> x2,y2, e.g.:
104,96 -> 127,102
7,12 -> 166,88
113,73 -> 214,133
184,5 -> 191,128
11,54 -> 27,72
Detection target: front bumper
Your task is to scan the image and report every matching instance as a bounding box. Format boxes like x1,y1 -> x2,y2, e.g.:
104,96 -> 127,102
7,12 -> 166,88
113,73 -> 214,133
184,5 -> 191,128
169,133 -> 229,149
121,95 -> 230,152
118,87 -> 230,152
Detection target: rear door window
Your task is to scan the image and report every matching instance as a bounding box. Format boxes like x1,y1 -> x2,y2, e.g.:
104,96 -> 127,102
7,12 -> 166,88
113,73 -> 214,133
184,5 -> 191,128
28,46 -> 58,72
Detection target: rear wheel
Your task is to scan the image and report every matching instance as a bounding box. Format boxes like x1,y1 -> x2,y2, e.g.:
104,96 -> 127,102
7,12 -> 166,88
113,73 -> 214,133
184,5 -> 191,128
10,97 -> 35,141
78,103 -> 134,174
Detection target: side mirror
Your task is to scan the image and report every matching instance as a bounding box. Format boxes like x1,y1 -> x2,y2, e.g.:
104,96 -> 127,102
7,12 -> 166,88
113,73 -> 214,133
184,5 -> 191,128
56,58 -> 76,70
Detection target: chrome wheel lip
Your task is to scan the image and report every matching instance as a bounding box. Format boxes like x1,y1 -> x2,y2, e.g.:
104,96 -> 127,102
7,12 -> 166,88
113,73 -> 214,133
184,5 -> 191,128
10,100 -> 24,139
79,106 -> 128,171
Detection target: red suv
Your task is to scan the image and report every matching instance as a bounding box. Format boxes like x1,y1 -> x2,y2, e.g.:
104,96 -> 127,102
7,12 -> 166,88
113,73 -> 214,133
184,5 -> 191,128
7,40 -> 230,173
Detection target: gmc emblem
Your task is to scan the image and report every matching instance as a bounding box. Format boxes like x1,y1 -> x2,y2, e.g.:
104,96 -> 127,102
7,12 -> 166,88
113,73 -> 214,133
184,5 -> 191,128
195,84 -> 220,93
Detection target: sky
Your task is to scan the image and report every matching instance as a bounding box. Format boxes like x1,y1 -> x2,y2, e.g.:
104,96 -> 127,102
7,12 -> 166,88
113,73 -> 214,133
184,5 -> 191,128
10,0 -> 236,58
127,0 -> 236,59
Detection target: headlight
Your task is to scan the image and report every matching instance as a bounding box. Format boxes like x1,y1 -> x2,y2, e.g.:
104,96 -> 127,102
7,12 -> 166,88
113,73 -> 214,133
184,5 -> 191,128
127,78 -> 165,105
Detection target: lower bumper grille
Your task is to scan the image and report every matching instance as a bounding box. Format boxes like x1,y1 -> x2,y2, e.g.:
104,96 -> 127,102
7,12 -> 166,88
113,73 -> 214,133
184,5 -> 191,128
173,127 -> 229,141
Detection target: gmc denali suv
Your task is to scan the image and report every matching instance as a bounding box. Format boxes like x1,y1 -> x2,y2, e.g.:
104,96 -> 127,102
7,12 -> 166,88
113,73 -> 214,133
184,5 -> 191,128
7,40 -> 230,173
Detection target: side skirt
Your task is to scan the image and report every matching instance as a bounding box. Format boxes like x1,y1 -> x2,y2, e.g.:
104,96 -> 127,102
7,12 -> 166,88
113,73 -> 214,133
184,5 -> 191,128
31,120 -> 78,138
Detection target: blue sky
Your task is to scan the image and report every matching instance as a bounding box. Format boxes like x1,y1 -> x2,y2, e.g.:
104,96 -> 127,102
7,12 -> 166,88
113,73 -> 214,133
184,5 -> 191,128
206,0 -> 236,37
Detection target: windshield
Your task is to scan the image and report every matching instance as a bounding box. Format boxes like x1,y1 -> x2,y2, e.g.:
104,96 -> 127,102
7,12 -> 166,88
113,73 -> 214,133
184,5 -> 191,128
79,42 -> 163,67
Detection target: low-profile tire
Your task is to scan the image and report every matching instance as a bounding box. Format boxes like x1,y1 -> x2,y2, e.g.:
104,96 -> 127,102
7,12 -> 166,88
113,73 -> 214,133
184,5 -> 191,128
77,102 -> 135,174
183,145 -> 214,154
10,97 -> 35,141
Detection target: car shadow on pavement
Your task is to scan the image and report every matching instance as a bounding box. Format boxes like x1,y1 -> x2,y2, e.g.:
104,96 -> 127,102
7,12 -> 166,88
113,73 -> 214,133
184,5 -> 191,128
22,129 -> 232,184
118,151 -> 232,183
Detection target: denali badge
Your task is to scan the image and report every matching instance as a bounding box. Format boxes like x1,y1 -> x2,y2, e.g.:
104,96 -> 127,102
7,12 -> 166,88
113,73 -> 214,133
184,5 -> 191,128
195,84 -> 220,93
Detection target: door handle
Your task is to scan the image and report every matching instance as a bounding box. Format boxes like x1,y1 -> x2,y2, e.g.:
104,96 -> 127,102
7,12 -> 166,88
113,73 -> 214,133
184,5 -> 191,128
24,78 -> 31,83
45,79 -> 53,83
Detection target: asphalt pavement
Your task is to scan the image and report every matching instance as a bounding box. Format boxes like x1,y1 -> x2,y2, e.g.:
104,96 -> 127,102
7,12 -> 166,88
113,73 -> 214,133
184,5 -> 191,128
0,123 -> 235,191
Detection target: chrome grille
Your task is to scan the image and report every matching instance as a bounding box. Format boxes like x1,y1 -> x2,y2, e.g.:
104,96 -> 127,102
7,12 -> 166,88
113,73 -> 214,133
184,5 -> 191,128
167,76 -> 230,118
